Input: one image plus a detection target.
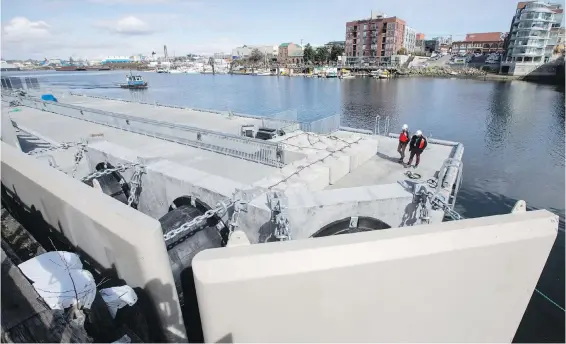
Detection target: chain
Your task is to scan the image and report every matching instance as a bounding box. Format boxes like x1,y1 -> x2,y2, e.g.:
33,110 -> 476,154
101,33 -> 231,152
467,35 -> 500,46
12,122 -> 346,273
71,143 -> 87,177
80,162 -> 142,182
267,191 -> 291,241
423,190 -> 464,221
163,199 -> 232,244
127,165 -> 145,207
28,141 -> 80,156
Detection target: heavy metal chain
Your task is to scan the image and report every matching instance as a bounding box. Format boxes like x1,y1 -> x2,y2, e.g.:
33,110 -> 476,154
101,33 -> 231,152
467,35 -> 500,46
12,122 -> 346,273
127,165 -> 145,207
163,199 -> 233,243
27,142 -> 80,156
71,143 -> 87,178
267,191 -> 291,241
80,162 -> 142,182
422,189 -> 464,221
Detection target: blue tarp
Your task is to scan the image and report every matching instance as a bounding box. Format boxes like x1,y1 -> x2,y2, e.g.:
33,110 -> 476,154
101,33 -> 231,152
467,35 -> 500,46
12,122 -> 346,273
41,94 -> 57,102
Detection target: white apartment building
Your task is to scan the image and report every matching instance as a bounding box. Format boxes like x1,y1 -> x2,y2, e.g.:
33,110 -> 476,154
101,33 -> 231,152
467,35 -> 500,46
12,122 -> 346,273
502,1 -> 564,75
231,45 -> 278,59
403,26 -> 417,53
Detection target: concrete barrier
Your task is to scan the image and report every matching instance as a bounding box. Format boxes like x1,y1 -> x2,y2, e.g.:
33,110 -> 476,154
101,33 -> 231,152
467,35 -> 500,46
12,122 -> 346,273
193,210 -> 558,343
85,141 -> 251,220
0,142 -> 186,342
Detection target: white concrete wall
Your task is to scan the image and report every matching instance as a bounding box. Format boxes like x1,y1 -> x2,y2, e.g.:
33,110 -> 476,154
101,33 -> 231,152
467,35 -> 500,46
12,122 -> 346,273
85,141 -> 251,219
193,210 -> 558,343
0,142 -> 186,342
1,111 -> 21,149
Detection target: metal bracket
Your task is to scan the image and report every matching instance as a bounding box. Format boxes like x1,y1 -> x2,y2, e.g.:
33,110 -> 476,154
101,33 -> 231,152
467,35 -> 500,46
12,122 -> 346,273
349,216 -> 359,229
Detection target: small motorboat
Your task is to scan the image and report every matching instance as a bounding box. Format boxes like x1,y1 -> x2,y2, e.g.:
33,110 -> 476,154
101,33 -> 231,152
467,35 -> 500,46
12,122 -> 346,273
120,73 -> 148,89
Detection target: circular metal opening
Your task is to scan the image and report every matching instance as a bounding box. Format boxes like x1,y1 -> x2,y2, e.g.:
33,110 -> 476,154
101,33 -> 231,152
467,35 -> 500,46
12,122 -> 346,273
311,216 -> 391,238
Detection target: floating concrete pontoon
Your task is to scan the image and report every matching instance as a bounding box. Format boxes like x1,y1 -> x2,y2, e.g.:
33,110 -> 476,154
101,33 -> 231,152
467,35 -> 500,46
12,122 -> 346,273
0,87 -> 558,342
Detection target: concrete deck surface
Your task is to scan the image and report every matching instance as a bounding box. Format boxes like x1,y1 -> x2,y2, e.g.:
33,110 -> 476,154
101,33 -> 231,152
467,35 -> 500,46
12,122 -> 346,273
6,104 -> 275,184
328,136 -> 454,189
52,93 -> 264,136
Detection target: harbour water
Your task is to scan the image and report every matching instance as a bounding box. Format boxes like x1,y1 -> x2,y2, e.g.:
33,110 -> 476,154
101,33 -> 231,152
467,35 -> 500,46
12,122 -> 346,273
4,70 -> 565,342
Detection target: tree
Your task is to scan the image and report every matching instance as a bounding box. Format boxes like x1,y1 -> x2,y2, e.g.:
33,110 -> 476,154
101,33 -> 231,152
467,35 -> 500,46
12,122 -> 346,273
303,44 -> 315,64
397,47 -> 408,55
314,47 -> 329,64
249,48 -> 264,64
330,45 -> 344,62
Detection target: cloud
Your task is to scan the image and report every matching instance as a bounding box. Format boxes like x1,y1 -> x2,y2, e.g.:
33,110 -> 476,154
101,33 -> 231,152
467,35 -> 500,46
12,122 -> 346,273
2,17 -> 51,42
95,16 -> 153,35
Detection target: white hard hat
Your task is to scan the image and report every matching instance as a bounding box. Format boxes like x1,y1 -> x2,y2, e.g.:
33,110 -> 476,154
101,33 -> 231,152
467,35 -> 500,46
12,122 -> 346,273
416,130 -> 422,136
402,124 -> 408,130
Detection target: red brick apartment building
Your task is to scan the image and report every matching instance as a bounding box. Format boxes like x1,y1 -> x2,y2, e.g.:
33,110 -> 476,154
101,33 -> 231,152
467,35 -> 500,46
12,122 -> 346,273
345,14 -> 406,65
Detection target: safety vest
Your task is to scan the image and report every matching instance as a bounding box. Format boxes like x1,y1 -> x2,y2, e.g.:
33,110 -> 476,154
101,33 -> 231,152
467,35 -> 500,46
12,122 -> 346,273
418,137 -> 426,149
399,131 -> 409,143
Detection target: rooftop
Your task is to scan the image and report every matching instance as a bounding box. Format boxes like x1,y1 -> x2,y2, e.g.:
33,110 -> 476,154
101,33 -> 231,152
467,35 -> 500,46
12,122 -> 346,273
465,32 -> 507,42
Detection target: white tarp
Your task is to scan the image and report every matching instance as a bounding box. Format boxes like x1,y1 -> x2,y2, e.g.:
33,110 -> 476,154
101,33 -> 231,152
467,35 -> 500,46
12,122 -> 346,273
18,251 -> 96,310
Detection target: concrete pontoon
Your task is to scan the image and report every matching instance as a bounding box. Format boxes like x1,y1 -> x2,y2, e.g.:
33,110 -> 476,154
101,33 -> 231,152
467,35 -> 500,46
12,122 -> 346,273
0,85 -> 558,343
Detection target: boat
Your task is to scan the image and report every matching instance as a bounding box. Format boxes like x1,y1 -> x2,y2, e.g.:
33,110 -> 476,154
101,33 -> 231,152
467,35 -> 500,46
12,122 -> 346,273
55,65 -> 87,72
184,69 -> 200,74
156,68 -> 169,73
119,73 -> 148,89
169,69 -> 183,74
256,71 -> 272,76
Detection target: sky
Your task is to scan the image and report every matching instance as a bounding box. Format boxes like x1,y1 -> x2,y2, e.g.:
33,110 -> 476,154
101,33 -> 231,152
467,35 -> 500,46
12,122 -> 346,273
0,0 -> 536,60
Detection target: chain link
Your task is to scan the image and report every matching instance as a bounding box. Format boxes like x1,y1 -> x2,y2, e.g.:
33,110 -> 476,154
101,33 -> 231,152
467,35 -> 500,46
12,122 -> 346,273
267,191 -> 291,241
422,190 -> 464,221
163,200 -> 232,244
127,165 -> 145,207
27,142 -> 80,156
80,162 -> 141,182
71,143 -> 87,177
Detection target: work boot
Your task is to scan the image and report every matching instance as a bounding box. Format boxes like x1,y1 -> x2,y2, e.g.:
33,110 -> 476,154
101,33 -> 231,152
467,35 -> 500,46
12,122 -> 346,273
413,164 -> 419,169
398,158 -> 403,163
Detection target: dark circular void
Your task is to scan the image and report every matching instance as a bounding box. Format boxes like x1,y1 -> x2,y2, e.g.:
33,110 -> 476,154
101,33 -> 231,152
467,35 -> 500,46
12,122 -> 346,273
311,216 -> 391,238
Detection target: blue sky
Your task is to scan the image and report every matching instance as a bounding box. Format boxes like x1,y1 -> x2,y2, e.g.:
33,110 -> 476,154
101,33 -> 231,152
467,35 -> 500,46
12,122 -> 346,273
2,0 -> 529,59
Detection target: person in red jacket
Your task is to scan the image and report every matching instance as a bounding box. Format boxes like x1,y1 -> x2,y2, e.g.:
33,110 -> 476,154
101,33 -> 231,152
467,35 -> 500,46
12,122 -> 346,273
407,130 -> 427,168
397,124 -> 410,163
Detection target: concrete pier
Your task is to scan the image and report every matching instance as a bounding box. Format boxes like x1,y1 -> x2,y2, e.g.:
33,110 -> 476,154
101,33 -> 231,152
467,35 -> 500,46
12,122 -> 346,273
0,89 -> 558,343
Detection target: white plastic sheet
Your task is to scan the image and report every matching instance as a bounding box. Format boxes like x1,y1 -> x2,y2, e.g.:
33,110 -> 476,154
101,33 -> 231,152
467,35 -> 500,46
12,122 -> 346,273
18,251 -> 96,310
100,285 -> 138,318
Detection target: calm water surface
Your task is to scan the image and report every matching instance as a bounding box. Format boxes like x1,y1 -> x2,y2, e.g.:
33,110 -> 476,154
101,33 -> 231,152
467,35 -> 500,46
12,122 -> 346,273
7,70 -> 565,342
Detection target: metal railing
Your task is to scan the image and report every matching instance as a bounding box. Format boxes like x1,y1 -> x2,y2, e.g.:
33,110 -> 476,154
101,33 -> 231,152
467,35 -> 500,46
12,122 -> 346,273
299,114 -> 341,134
374,115 -> 390,136
5,92 -> 285,168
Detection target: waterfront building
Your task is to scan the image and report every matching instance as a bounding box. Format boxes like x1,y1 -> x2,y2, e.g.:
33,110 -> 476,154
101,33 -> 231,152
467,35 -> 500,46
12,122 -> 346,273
102,56 -> 132,64
416,33 -> 425,40
231,45 -> 278,60
424,39 -> 440,53
403,26 -> 417,53
324,41 -> 346,51
344,12 -> 406,66
501,1 -> 563,75
277,43 -> 303,64
451,32 -> 507,55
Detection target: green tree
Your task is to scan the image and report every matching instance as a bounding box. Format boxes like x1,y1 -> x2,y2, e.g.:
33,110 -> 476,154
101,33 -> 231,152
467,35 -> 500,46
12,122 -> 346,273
314,47 -> 329,64
249,48 -> 264,64
397,47 -> 408,55
330,45 -> 344,61
303,44 -> 315,64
